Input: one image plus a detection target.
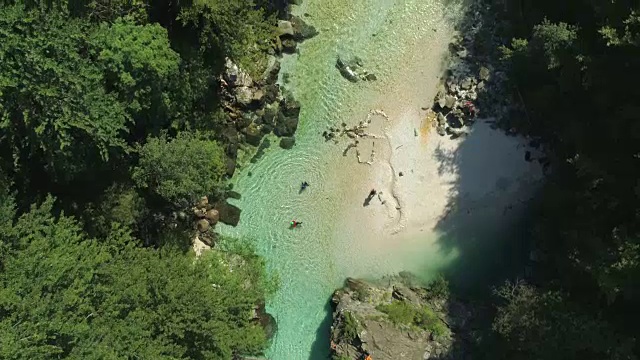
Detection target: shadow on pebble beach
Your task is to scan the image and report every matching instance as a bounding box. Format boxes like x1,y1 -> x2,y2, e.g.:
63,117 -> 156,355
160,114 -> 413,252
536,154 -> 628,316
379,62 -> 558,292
428,0 -> 547,358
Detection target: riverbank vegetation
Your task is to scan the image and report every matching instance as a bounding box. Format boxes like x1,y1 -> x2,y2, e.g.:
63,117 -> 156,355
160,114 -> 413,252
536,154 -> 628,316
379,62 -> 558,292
0,0 -> 284,358
481,0 -> 640,358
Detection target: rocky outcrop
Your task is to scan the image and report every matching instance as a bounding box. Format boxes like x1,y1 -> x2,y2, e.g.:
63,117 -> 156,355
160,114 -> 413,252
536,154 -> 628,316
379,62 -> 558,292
329,275 -> 476,360
252,301 -> 278,341
275,15 -> 318,54
190,195 -> 241,243
218,56 -> 302,176
192,196 -> 217,245
430,3 -> 511,139
207,6 -> 312,234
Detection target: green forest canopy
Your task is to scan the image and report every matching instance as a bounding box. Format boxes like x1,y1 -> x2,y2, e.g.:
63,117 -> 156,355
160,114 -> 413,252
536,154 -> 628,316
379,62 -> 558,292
0,0 -> 280,358
2,0 -> 640,358
0,195 -> 275,359
484,0 -> 640,358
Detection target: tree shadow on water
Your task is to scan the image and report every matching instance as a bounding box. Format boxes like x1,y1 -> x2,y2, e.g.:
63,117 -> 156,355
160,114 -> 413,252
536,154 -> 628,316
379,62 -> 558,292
427,121 -> 543,359
432,130 -> 538,292
307,296 -> 333,360
422,2 -> 548,356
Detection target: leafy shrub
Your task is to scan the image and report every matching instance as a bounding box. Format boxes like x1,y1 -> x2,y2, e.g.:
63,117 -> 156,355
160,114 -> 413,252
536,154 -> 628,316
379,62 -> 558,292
354,286 -> 370,301
426,274 -> 450,300
416,306 -> 448,337
342,311 -> 360,342
0,196 -> 275,358
376,300 -> 417,325
377,300 -> 448,337
133,132 -> 226,205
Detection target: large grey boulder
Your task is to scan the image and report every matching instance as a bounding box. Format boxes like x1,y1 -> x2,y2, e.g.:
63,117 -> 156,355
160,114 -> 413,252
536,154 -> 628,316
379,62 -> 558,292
262,57 -> 281,84
444,95 -> 456,109
273,112 -> 298,137
224,58 -> 253,87
242,124 -> 263,146
235,86 -> 255,107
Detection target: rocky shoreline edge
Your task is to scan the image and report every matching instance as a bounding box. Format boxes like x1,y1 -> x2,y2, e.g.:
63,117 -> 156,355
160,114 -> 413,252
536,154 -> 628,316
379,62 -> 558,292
187,3 -> 319,244
426,2 -> 509,140
329,274 -> 480,360
187,4 -> 319,358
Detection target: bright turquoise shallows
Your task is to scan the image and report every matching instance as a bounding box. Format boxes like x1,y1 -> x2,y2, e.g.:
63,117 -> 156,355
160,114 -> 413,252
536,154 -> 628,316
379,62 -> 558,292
218,0 -> 458,359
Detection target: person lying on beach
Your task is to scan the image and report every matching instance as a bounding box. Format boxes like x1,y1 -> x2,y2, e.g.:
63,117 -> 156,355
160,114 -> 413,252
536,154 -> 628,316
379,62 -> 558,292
364,189 -> 377,206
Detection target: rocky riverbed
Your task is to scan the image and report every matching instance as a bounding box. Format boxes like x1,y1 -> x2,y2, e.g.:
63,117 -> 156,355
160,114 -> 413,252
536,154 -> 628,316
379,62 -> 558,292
329,275 -> 479,360
217,9 -> 318,179
427,2 -> 516,139
186,7 -> 319,245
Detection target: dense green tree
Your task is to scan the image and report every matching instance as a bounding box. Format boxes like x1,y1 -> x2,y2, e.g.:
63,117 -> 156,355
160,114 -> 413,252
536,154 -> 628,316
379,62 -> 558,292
133,132 -> 227,206
178,0 -> 276,75
83,0 -> 149,22
84,183 -> 147,238
0,1 -> 281,359
0,196 -> 273,359
490,0 -> 640,356
491,281 -> 635,360
0,5 -> 128,185
90,17 -> 181,135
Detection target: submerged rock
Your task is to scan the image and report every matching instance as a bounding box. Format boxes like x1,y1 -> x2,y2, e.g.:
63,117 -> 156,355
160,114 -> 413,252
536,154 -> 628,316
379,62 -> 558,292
336,56 -> 377,82
216,201 -> 241,227
336,57 -> 360,82
279,136 -> 296,149
363,73 -> 377,81
291,15 -> 318,41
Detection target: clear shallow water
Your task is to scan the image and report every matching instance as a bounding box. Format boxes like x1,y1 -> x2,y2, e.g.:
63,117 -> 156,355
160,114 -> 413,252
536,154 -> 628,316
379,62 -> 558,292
218,1 -> 460,359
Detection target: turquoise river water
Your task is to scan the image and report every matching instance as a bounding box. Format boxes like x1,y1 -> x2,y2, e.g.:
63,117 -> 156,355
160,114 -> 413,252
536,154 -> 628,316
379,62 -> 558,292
218,1 -> 470,359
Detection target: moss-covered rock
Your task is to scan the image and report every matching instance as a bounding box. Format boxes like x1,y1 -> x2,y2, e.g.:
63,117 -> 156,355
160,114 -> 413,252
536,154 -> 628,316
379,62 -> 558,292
329,275 -> 476,360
